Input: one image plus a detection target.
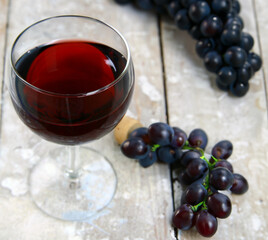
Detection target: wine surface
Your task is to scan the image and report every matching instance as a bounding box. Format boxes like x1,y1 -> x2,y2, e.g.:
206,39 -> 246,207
12,40 -> 133,145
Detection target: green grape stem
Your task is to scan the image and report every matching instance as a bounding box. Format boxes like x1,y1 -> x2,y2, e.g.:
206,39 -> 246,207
151,144 -> 160,152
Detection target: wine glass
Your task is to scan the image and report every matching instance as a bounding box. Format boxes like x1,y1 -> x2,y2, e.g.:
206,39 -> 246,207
8,15 -> 134,221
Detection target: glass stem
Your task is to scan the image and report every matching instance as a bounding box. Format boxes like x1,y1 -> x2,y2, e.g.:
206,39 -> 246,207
65,145 -> 80,189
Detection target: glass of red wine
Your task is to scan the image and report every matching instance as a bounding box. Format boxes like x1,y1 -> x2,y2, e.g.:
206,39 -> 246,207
9,15 -> 134,221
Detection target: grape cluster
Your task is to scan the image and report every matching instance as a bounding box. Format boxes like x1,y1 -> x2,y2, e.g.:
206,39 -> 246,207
120,122 -> 248,237
114,0 -> 262,97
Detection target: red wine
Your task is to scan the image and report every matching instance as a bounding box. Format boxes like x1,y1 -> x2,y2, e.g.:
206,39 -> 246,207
12,40 -> 134,145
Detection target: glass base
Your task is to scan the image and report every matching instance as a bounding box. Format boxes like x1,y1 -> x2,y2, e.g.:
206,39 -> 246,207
29,146 -> 117,221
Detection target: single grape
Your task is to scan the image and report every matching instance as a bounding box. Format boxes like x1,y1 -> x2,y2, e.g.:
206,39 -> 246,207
188,128 -> 208,150
157,145 -> 182,164
220,28 -> 242,46
217,66 -> 237,86
185,158 -> 208,179
174,9 -> 193,30
211,0 -> 232,17
204,50 -> 223,73
239,32 -> 254,52
224,46 -> 247,68
139,150 -> 157,167
237,61 -> 254,83
196,38 -> 215,58
207,192 -> 232,218
172,204 -> 195,230
121,137 -> 149,159
210,167 -> 234,190
188,1 -> 211,24
247,52 -> 262,72
178,170 -> 196,186
230,80 -> 249,97
171,127 -> 187,148
211,140 -> 233,159
216,77 -> 230,91
200,15 -> 223,37
180,150 -> 202,167
148,122 -> 174,146
215,160 -> 234,173
184,181 -> 207,205
225,16 -> 244,30
195,210 -> 218,237
232,0 -> 241,14
135,0 -> 155,10
230,173 -> 249,194
129,127 -> 151,145
166,1 -> 182,18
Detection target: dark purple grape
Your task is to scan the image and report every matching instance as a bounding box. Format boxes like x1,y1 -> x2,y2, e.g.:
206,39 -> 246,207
148,122 -> 174,146
211,140 -> 233,159
184,182 -> 207,205
200,15 -> 223,37
230,173 -> 249,194
166,1 -> 182,17
172,204 -> 194,230
225,16 -> 244,30
210,167 -> 234,190
224,46 -> 247,68
121,137 -> 149,159
247,52 -> 262,72
230,80 -> 249,97
157,146 -> 182,164
188,1 -> 211,24
232,0 -> 241,14
185,158 -> 208,179
178,170 -> 196,186
237,61 -> 254,83
207,192 -> 232,218
139,150 -> 157,167
129,127 -> 151,145
171,127 -> 187,148
211,0 -> 232,17
135,0 -> 155,10
204,50 -> 223,73
220,28 -> 242,46
239,32 -> 254,52
188,128 -> 208,150
174,9 -> 192,30
215,160 -> 233,172
195,210 -> 218,237
216,77 -> 230,91
180,150 -> 202,167
195,38 -> 215,58
217,66 -> 237,86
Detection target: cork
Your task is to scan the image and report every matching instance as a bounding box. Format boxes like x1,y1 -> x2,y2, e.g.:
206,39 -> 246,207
114,116 -> 143,145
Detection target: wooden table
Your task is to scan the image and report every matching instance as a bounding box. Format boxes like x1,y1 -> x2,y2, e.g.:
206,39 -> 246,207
0,0 -> 267,239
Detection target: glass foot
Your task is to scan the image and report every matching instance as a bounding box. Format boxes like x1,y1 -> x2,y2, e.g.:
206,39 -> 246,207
30,146 -> 117,221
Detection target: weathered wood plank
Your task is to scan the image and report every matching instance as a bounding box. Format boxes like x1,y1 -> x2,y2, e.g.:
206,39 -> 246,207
161,0 -> 268,239
0,0 -> 174,240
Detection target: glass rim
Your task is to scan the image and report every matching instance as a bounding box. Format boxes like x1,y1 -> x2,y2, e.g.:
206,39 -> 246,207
10,15 -> 132,97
